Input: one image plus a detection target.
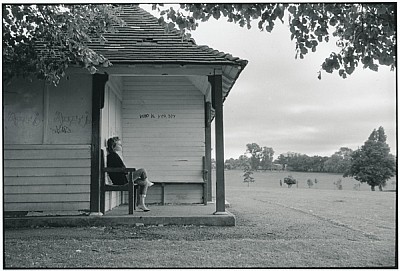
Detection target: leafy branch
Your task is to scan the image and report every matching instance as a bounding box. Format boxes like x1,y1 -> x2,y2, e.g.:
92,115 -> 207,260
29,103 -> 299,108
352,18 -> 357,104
153,3 -> 396,79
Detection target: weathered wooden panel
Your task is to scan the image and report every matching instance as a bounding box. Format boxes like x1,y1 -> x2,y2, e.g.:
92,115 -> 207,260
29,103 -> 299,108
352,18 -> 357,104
163,184 -> 203,204
46,74 -> 92,144
5,202 -> 90,212
3,145 -> 91,212
123,112 -> 204,119
4,167 -> 90,177
105,191 -> 122,211
123,132 -> 204,140
5,192 -> 90,202
5,176 -> 89,185
123,145 -> 205,153
4,148 -> 91,159
124,140 -> 205,147
123,93 -> 203,100
123,118 -> 204,128
123,104 -> 203,110
145,185 -> 162,203
124,99 -> 203,105
4,184 -> 90,194
124,127 -> 204,134
3,78 -> 45,144
4,159 -> 91,168
4,144 -> 92,150
123,150 -> 204,157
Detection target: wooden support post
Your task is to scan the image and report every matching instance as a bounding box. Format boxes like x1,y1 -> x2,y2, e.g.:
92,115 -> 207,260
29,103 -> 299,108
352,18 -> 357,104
205,101 -> 213,202
161,183 -> 166,205
90,73 -> 108,214
128,180 -> 134,214
209,73 -> 227,215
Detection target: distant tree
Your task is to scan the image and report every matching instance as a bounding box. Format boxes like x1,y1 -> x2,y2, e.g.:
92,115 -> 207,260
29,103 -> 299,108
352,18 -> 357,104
260,147 -> 275,170
344,126 -> 396,191
323,147 -> 353,173
246,143 -> 262,170
243,163 -> 255,187
283,153 -> 325,172
284,175 -> 297,188
275,154 -> 289,170
333,178 -> 343,190
238,155 -> 250,169
307,178 -> 314,188
309,155 -> 329,172
224,159 -> 233,170
225,155 -> 250,170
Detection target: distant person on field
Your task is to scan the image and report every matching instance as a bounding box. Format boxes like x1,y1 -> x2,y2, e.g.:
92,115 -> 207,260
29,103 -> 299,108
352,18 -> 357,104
106,136 -> 154,212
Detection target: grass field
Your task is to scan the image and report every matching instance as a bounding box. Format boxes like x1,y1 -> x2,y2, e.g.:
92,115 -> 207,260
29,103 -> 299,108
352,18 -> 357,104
4,170 -> 397,268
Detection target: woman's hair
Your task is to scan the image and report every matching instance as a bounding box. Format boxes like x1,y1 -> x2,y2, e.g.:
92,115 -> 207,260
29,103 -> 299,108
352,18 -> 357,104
107,136 -> 120,153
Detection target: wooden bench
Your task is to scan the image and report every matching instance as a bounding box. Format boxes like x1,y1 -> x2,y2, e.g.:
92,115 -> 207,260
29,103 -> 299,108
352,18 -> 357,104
100,153 -> 209,212
100,150 -> 138,214
152,157 -> 208,205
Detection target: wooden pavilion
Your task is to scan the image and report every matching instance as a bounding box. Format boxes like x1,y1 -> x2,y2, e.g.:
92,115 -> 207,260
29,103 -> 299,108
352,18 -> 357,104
3,5 -> 247,216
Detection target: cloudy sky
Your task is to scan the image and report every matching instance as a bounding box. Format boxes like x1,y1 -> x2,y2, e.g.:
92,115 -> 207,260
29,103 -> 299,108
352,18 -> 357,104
146,4 -> 396,160
185,12 -> 396,160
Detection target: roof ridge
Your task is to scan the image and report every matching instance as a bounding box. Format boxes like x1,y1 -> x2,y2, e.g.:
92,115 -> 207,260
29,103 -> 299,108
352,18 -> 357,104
117,5 -> 195,44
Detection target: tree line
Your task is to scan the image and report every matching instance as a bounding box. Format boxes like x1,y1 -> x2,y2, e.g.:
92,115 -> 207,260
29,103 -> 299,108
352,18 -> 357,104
225,145 -> 354,174
225,126 -> 396,191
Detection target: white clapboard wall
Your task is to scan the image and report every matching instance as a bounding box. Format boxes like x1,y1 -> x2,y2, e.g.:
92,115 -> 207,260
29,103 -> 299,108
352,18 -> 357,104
122,76 -> 205,204
101,77 -> 126,211
4,145 -> 92,213
3,74 -> 93,213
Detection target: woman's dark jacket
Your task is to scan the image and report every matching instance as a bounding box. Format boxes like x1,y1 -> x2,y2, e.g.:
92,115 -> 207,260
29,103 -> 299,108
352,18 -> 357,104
107,152 -> 128,185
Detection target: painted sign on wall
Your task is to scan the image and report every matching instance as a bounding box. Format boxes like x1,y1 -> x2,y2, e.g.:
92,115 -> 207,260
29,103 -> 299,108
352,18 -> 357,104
139,113 -> 176,119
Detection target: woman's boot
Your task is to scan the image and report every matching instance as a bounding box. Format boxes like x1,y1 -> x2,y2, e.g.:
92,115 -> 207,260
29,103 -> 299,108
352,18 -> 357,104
138,195 -> 150,212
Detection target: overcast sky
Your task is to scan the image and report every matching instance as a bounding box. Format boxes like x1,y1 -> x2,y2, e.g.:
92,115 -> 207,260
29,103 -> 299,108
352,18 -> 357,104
145,4 -> 397,160
185,14 -> 396,160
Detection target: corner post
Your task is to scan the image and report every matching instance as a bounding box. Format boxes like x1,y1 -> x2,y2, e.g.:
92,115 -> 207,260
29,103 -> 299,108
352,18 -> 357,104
205,100 -> 212,202
90,73 -> 108,214
209,72 -> 227,215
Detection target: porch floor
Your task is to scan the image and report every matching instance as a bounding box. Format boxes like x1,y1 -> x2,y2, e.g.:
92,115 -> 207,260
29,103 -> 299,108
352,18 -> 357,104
4,202 -> 235,228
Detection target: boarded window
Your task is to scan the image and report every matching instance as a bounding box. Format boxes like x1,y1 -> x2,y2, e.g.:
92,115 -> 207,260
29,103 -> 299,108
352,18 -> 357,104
4,74 -> 92,145
4,79 -> 45,144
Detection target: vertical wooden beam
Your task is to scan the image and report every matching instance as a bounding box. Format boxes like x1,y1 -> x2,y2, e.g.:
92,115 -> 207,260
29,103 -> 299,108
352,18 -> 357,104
209,73 -> 227,215
128,180 -> 134,214
90,73 -> 108,214
161,183 -> 166,205
205,101 -> 213,202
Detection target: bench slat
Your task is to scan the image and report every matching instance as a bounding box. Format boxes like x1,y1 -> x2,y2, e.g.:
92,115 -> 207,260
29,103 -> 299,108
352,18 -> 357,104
105,183 -> 137,192
103,167 -> 136,173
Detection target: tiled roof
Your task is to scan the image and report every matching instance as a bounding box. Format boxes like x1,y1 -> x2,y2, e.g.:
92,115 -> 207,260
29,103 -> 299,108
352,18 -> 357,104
88,5 -> 248,68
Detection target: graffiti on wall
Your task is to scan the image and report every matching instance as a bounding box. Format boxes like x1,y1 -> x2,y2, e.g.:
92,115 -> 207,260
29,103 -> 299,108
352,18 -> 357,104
50,111 -> 91,134
7,112 -> 42,127
139,113 -> 176,119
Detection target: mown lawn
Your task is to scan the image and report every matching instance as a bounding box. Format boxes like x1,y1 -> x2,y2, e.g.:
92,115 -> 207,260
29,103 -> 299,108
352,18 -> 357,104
4,170 -> 397,268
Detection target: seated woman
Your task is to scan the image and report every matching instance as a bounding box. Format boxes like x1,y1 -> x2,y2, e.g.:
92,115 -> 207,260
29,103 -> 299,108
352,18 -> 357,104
106,136 -> 153,212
